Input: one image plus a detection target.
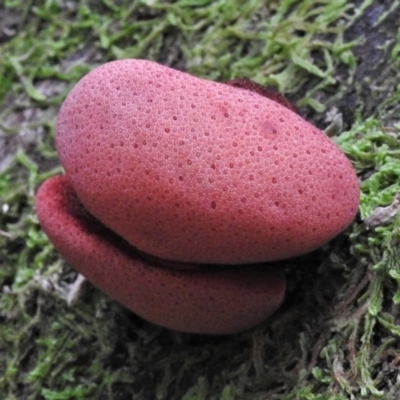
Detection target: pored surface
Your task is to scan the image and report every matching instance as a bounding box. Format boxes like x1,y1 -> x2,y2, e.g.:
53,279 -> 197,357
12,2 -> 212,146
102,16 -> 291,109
36,175 -> 286,334
56,59 -> 360,264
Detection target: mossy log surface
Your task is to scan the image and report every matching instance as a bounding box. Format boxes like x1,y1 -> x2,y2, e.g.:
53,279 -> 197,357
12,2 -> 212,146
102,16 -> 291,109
1,1 -> 400,399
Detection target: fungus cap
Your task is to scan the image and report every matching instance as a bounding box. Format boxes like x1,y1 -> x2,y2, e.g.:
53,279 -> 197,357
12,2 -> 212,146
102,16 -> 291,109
55,59 -> 359,265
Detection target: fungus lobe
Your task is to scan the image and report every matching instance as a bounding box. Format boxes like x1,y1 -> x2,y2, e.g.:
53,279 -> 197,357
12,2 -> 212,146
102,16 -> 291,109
54,59 -> 359,265
36,175 -> 286,335
36,59 -> 360,334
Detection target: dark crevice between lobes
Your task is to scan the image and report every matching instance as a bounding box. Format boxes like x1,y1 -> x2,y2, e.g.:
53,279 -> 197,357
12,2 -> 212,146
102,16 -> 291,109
59,176 -> 202,271
58,175 -> 275,273
56,175 -> 279,273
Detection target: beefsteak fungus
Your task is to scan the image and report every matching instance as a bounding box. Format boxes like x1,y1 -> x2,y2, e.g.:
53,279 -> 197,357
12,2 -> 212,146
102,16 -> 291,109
36,59 -> 360,334
36,175 -> 286,335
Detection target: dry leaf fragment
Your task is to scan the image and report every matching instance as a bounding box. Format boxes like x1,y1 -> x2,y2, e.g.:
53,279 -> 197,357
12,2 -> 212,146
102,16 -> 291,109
365,192 -> 400,229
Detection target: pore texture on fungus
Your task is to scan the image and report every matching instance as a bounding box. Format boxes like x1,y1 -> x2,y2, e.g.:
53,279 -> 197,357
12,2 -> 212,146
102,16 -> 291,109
36,175 -> 286,335
36,59 -> 360,334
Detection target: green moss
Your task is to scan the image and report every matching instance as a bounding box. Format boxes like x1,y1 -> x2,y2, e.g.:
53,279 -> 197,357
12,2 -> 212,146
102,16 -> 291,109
1,0 -> 400,399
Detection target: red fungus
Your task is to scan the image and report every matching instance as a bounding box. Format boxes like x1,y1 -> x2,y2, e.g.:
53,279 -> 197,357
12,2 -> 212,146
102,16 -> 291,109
225,78 -> 299,114
36,59 -> 360,334
36,175 -> 286,335
55,59 -> 359,264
